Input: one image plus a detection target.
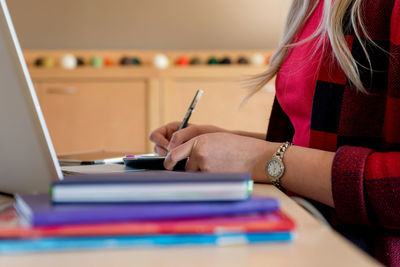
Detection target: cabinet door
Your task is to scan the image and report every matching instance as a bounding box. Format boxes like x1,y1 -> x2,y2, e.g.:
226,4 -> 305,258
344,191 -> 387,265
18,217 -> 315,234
35,81 -> 147,155
162,80 -> 275,134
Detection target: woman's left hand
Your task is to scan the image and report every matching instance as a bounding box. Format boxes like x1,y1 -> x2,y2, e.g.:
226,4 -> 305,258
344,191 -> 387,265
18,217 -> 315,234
164,132 -> 278,179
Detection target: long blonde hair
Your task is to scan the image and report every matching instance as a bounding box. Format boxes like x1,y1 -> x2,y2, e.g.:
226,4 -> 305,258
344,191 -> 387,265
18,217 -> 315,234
252,0 -> 375,95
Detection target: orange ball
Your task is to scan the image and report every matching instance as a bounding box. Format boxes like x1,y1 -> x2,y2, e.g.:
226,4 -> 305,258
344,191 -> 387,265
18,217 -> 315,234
176,56 -> 190,66
266,55 -> 272,64
104,57 -> 113,67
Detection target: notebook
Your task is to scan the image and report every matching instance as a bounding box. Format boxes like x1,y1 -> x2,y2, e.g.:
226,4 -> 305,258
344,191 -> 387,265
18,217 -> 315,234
0,232 -> 294,254
51,172 -> 252,203
15,194 -> 280,226
0,208 -> 295,238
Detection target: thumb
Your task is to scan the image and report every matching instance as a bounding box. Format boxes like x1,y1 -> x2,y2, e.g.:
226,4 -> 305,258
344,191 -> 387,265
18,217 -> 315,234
164,138 -> 197,170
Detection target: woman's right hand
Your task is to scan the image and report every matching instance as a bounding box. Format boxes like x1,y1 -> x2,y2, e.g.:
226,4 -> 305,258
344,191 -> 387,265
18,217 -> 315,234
149,121 -> 226,156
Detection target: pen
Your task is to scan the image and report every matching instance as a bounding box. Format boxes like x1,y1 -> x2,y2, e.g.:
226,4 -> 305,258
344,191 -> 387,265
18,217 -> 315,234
178,89 -> 204,130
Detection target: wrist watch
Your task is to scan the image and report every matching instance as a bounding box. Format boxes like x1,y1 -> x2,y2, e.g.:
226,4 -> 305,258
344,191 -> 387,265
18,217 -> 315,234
265,142 -> 292,189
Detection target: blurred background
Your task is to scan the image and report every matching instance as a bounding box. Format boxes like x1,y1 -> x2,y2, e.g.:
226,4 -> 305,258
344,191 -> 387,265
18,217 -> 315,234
7,0 -> 291,157
8,0 -> 291,49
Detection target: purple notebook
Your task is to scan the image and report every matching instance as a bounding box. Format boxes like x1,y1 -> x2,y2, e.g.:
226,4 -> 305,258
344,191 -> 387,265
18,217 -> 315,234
15,194 -> 279,227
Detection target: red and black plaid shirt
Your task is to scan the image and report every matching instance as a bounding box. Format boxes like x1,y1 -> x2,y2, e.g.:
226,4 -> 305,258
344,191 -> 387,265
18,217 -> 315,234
266,0 -> 400,265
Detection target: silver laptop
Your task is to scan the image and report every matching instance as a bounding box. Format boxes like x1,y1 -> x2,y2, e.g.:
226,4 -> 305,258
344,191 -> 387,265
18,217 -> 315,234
0,0 -> 134,194
0,0 -> 63,194
0,0 -> 64,194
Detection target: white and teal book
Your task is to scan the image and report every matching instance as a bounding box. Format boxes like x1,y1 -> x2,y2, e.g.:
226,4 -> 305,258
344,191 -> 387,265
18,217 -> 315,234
0,232 -> 293,254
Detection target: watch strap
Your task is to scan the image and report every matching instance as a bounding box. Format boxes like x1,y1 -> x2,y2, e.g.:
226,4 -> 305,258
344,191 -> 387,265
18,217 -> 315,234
273,141 -> 291,160
267,142 -> 292,189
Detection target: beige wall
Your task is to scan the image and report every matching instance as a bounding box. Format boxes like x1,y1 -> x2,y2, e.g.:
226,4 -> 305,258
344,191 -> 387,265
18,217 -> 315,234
7,0 -> 291,50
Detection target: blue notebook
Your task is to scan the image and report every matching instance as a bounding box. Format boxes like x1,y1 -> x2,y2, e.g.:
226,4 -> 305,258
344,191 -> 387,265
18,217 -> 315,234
15,194 -> 280,226
0,232 -> 293,254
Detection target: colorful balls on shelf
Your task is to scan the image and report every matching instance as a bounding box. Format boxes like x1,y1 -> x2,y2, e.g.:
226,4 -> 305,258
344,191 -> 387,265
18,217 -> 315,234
237,56 -> 249,64
251,53 -> 266,66
76,57 -> 85,66
153,53 -> 169,69
219,57 -> 232,65
266,54 -> 272,65
42,57 -> 56,68
176,56 -> 190,66
31,52 -> 268,69
120,56 -> 131,65
207,57 -> 219,65
104,57 -> 113,67
120,56 -> 141,66
190,57 -> 202,65
131,57 -> 141,65
34,57 -> 44,67
90,56 -> 104,68
60,54 -> 77,69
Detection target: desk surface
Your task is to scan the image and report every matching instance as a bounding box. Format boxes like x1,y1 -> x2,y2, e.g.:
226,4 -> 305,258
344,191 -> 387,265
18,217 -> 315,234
0,184 -> 381,267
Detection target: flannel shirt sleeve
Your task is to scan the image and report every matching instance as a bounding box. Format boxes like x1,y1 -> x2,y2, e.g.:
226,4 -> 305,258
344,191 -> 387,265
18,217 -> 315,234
332,1 -> 400,229
332,146 -> 400,228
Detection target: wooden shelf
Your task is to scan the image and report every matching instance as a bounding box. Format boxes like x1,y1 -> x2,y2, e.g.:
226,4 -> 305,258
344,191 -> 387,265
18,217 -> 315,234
25,50 -> 275,155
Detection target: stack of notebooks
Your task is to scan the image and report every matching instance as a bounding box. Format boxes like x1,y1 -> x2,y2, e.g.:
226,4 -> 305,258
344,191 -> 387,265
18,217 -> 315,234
0,172 -> 295,253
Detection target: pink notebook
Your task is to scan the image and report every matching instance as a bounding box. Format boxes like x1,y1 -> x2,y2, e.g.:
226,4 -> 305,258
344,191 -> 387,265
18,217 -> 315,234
0,208 -> 295,238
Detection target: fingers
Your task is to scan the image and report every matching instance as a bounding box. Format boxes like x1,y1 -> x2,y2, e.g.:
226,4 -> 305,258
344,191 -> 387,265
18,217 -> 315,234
149,122 -> 181,150
168,126 -> 200,150
154,145 -> 168,156
164,138 -> 197,171
184,139 -> 199,171
149,132 -> 169,150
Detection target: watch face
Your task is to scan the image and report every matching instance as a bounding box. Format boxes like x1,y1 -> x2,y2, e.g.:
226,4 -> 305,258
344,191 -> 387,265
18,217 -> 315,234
266,159 -> 284,178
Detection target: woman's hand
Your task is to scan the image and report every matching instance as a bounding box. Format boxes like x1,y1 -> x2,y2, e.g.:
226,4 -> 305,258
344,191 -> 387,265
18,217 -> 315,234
149,122 -> 227,156
163,131 -> 336,206
164,132 -> 278,180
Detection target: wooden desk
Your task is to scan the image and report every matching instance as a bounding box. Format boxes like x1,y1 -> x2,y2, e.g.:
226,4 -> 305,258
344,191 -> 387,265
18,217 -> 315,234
0,185 -> 381,267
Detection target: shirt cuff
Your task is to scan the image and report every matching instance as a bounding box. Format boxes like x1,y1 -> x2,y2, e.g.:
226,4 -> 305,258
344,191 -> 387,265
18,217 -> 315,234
332,145 -> 374,226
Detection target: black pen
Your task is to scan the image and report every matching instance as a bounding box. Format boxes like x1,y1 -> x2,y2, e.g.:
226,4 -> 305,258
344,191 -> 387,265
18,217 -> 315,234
178,89 -> 204,130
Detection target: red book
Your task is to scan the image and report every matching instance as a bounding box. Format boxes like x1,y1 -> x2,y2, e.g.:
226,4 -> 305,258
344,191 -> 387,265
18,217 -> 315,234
0,208 -> 295,238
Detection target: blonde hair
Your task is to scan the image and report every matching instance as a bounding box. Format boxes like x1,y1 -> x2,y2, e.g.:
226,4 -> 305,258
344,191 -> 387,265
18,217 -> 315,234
251,0 -> 375,96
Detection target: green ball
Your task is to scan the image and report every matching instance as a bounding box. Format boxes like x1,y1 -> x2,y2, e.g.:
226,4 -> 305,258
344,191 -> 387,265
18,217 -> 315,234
207,57 -> 219,65
132,57 -> 141,65
90,56 -> 104,68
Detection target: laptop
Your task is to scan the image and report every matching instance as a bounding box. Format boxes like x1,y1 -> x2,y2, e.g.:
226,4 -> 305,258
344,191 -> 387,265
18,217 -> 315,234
0,0 -> 132,194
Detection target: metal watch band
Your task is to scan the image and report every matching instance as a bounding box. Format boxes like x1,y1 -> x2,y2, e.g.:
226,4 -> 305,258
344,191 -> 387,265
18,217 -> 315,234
270,141 -> 292,190
273,141 -> 291,161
